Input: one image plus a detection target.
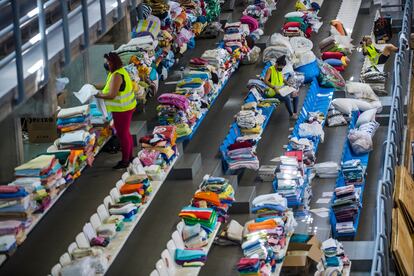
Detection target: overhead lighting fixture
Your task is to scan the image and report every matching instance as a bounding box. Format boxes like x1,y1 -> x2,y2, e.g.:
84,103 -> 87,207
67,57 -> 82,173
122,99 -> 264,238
28,59 -> 44,74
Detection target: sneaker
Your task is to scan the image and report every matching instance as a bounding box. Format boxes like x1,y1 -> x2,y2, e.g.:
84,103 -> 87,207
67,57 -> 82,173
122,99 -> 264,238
112,161 -> 129,170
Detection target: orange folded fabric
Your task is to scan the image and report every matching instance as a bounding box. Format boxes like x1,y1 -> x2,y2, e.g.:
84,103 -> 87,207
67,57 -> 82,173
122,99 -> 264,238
193,191 -> 221,206
247,219 -> 277,232
120,184 -> 144,195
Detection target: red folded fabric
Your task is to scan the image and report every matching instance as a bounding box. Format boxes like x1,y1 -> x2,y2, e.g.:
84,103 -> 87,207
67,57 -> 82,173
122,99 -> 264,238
322,51 -> 344,60
283,22 -> 301,29
228,141 -> 255,151
0,186 -> 20,193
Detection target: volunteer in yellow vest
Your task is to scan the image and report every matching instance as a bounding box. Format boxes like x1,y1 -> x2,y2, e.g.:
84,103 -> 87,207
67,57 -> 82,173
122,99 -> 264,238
264,55 -> 299,119
95,52 -> 137,169
361,36 -> 398,65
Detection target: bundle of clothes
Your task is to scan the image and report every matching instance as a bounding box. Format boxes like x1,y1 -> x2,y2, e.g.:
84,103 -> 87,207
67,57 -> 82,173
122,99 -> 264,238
282,4 -> 322,39
223,22 -> 251,56
137,125 -> 178,180
318,19 -> 355,74
360,67 -> 388,96
242,0 -> 276,30
341,159 -> 366,186
0,155 -> 67,255
174,175 -> 235,267
157,43 -> 242,139
315,238 -> 351,275
331,184 -> 361,235
236,193 -> 297,275
273,152 -> 311,217
223,102 -> 268,171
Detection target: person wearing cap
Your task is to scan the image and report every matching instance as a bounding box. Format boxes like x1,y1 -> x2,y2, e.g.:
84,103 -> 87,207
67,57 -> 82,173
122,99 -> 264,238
263,55 -> 298,119
95,52 -> 137,169
361,36 -> 398,65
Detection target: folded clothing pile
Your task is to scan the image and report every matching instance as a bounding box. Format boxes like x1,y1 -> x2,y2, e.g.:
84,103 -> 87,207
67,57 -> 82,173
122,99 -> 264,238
195,175 -> 235,221
225,140 -> 259,171
341,159 -> 366,186
327,108 -> 348,127
138,125 -> 178,179
273,154 -> 309,213
237,258 -> 261,275
316,238 -> 351,275
313,161 -> 339,178
242,0 -> 272,28
175,248 -> 207,267
288,137 -> 315,166
237,193 -> 297,274
57,105 -> 93,149
157,93 -> 195,137
223,22 -> 250,55
14,154 -> 66,212
360,68 -> 388,96
179,206 -> 218,235
201,48 -> 232,74
331,185 -> 360,230
298,111 -> 326,143
283,10 -> 322,38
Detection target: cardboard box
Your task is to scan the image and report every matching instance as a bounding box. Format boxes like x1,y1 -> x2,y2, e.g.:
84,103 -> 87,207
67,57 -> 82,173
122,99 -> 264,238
26,116 -> 58,143
282,235 -> 322,275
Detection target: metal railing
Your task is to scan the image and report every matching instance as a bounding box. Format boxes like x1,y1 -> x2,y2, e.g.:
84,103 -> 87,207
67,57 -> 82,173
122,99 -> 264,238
371,0 -> 413,275
0,0 -> 138,105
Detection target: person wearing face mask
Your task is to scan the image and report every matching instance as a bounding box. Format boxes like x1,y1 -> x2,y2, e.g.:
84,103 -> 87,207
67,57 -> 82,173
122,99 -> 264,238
263,55 -> 298,119
95,52 -> 137,169
361,36 -> 398,66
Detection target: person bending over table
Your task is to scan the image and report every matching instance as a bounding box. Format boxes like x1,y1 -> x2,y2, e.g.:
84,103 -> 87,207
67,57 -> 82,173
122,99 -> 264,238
95,52 -> 137,169
361,36 -> 398,66
263,55 -> 299,120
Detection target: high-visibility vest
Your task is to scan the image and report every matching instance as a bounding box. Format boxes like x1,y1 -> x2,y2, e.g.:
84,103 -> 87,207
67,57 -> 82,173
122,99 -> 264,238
270,66 -> 284,88
103,68 -> 136,112
366,45 -> 379,65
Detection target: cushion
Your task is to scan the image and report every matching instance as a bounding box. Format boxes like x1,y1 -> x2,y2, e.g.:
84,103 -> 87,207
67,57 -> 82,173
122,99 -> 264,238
346,82 -> 377,101
331,98 -> 356,114
356,109 -> 377,127
352,99 -> 375,111
331,20 -> 346,36
322,52 -> 344,60
285,11 -> 304,18
285,17 -> 305,24
325,58 -> 343,67
284,21 -> 301,28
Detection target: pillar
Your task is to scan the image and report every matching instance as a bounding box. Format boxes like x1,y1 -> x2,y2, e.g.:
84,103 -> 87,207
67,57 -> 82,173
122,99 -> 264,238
0,115 -> 23,184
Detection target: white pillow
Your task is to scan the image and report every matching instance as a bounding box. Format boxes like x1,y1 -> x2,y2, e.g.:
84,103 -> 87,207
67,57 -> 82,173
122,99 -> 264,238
346,82 -> 378,102
351,99 -> 374,111
294,51 -> 316,68
356,109 -> 376,127
285,11 -> 304,18
370,100 -> 383,113
331,98 -> 356,115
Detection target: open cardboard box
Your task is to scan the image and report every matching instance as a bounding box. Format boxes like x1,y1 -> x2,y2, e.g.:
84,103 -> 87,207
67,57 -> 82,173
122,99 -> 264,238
282,235 -> 322,275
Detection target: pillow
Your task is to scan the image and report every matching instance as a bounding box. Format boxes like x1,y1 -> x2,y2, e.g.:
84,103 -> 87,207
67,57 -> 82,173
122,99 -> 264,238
284,22 -> 301,28
356,109 -> 376,127
352,99 -> 375,111
294,51 -> 316,68
322,51 -> 344,60
346,82 -> 377,101
331,20 -> 346,36
325,58 -> 344,67
285,11 -> 304,18
341,56 -> 350,66
331,98 -> 356,114
285,17 -> 305,24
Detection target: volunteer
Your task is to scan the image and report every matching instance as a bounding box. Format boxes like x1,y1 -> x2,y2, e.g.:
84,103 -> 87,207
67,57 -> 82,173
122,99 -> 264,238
263,55 -> 299,119
361,36 -> 398,65
95,52 -> 137,169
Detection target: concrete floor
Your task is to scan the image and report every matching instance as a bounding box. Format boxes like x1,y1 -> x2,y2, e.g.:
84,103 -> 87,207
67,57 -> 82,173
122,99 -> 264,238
0,1 -> 390,275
